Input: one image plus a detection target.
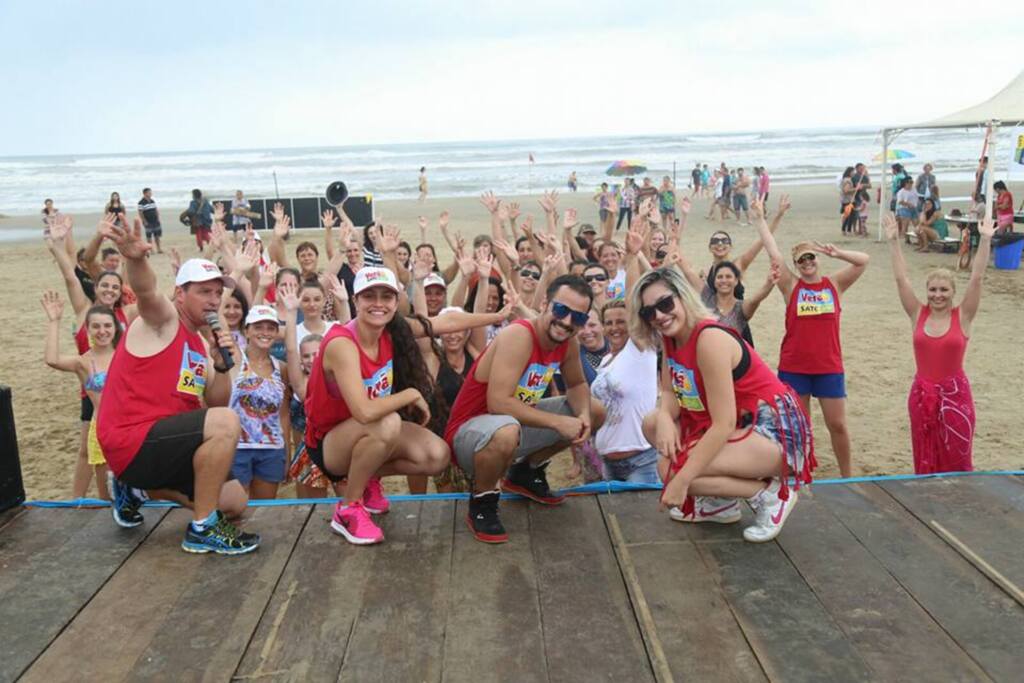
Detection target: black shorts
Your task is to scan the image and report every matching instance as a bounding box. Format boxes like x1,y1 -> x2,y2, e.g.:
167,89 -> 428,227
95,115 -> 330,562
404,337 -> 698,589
306,438 -> 346,483
119,409 -> 208,500
80,395 -> 94,422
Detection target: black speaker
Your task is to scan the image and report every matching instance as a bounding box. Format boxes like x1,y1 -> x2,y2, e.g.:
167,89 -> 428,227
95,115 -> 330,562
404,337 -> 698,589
0,386 -> 25,512
293,197 -> 321,229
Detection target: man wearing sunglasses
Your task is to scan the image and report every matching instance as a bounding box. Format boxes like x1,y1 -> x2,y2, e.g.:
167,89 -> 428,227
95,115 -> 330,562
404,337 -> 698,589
445,275 -> 603,543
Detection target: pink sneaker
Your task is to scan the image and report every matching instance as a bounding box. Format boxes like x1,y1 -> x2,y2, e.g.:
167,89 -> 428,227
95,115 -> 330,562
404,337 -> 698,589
330,501 -> 384,545
361,477 -> 390,515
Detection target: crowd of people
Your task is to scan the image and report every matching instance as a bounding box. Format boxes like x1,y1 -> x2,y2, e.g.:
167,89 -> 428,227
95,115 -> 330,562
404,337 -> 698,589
38,171 -> 997,556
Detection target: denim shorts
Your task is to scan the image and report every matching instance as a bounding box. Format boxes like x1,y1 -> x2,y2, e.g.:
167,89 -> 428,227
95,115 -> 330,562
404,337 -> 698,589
896,207 -> 918,220
778,370 -> 846,398
740,399 -> 810,476
603,447 -> 659,484
733,194 -> 749,211
231,446 -> 286,485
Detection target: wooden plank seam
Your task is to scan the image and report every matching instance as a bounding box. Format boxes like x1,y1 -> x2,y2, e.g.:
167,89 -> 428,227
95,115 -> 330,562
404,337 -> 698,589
929,520 -> 1024,608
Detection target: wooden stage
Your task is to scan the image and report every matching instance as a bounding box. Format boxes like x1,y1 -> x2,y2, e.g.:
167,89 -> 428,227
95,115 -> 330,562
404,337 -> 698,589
1,475 -> 1023,682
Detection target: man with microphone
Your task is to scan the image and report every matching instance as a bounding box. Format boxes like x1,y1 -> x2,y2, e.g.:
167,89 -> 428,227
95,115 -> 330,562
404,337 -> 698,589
97,217 -> 259,555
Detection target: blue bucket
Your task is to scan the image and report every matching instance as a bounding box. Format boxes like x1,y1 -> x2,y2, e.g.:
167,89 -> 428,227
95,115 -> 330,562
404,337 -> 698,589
993,234 -> 1024,270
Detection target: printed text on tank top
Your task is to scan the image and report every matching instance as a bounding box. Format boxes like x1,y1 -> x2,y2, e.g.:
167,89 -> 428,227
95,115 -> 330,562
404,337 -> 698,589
324,325 -> 393,401
510,321 -> 562,405
667,326 -> 750,414
795,285 -> 836,316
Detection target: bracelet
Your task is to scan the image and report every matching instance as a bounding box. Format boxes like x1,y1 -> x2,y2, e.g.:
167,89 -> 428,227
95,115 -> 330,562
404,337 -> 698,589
213,364 -> 230,373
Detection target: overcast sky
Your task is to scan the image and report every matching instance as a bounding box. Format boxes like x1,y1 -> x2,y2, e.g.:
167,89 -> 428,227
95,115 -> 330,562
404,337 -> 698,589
2,0 -> 1022,156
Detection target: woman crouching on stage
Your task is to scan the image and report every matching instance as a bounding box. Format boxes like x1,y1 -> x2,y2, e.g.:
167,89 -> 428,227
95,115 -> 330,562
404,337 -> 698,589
305,266 -> 506,545
634,267 -> 815,542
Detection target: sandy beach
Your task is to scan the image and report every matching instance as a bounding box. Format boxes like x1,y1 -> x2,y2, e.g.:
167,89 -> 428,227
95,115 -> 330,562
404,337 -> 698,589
2,180 -> 1021,500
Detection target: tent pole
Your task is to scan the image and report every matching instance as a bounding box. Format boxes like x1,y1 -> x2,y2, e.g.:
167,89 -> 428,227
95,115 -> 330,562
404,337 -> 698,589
985,120 -> 999,225
878,129 -> 890,241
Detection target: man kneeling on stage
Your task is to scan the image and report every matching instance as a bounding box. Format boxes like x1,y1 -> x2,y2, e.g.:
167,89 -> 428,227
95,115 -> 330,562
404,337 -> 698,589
97,218 -> 259,555
445,274 -> 604,543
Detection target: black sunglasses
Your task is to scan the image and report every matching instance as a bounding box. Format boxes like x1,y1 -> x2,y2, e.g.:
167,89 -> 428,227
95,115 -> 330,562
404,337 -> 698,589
639,294 -> 675,322
709,237 -> 732,246
520,269 -> 541,280
584,273 -> 608,283
551,301 -> 589,327
796,253 -> 816,264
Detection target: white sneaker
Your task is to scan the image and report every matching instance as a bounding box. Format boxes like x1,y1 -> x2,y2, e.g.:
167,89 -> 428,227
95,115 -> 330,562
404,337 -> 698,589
743,479 -> 797,543
669,496 -> 742,524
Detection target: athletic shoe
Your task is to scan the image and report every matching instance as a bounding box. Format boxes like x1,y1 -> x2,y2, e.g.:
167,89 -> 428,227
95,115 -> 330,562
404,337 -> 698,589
330,501 -> 384,545
466,491 -> 508,543
181,511 -> 261,555
743,479 -> 797,543
501,461 -> 565,505
668,497 -> 742,524
361,477 -> 390,515
108,472 -> 144,528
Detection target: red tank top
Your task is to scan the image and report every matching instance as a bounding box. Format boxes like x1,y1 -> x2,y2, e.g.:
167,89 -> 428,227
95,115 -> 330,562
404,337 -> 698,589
778,276 -> 844,374
913,306 -> 968,382
304,320 -> 393,446
75,307 -> 129,398
97,320 -> 208,475
444,319 -> 569,446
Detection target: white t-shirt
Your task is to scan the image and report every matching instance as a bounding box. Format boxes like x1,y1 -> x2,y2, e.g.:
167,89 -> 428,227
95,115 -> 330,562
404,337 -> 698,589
591,340 -> 657,456
896,188 -> 918,209
294,320 -> 336,356
606,268 -> 627,301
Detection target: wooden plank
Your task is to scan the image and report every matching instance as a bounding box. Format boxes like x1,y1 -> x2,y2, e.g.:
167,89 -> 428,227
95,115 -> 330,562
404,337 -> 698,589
955,475 -> 1024,513
22,505 -> 309,683
0,507 -> 164,682
598,493 -> 766,682
0,503 -> 23,532
233,503 -> 375,681
528,496 -> 653,682
699,537 -> 874,682
777,488 -> 990,682
442,499 -> 548,683
880,477 -> 1024,589
816,483 -> 1024,681
337,500 -> 455,683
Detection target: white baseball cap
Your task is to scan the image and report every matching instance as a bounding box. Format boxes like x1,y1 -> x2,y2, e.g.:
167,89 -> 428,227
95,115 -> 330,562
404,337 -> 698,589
244,304 -> 280,326
175,258 -> 236,289
353,267 -> 400,295
423,272 -> 447,290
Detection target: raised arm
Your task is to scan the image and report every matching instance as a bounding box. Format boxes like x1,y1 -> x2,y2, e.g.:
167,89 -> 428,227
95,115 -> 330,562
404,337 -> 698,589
960,214 -> 994,328
883,212 -> 922,320
81,216 -> 114,279
99,218 -> 176,329
277,281 -> 308,400
821,242 -> 870,294
44,215 -> 92,318
322,208 -> 338,261
267,203 -> 291,268
741,261 -> 780,321
41,291 -> 84,376
737,194 -> 789,272
749,197 -> 795,297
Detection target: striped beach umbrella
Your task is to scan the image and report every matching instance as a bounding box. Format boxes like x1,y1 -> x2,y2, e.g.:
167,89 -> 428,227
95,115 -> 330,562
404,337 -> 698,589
606,161 -> 647,176
873,149 -> 915,162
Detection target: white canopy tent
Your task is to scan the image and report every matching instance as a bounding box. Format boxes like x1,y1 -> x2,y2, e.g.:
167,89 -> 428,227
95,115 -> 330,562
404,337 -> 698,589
878,69 -> 1024,238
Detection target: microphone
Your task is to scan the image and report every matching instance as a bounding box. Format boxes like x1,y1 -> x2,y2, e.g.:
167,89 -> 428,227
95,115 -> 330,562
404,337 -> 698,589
203,311 -> 235,371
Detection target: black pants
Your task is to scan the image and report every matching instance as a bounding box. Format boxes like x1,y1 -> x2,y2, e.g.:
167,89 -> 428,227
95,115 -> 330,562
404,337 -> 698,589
840,203 -> 859,234
616,207 -> 632,230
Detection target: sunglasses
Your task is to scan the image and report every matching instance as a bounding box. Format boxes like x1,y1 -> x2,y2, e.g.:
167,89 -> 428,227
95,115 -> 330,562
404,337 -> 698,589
520,269 -> 541,280
796,253 -> 816,264
551,301 -> 590,327
584,274 -> 608,283
639,294 -> 675,322
709,237 -> 732,246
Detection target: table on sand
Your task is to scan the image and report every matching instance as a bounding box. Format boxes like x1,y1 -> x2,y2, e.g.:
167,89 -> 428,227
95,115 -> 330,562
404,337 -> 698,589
1,474 -> 1023,682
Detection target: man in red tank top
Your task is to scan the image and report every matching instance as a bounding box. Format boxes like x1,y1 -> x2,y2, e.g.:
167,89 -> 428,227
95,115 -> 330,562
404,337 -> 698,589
445,275 -> 605,543
96,218 -> 259,555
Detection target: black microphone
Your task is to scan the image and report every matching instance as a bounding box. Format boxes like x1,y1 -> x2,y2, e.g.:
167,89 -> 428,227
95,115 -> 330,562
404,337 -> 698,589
203,311 -> 235,371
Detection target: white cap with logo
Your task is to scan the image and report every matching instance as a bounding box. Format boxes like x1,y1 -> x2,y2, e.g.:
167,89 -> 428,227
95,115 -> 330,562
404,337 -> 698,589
353,267 -> 400,295
423,272 -> 447,290
244,304 -> 280,326
174,258 -> 236,289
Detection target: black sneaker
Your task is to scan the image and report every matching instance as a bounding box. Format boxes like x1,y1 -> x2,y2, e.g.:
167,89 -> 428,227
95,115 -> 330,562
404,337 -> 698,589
181,511 -> 261,555
501,461 -> 566,505
466,491 -> 508,543
109,473 -> 145,528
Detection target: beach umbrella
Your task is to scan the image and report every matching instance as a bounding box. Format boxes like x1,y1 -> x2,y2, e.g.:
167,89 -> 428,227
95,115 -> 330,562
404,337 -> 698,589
607,161 -> 647,176
873,149 -> 915,162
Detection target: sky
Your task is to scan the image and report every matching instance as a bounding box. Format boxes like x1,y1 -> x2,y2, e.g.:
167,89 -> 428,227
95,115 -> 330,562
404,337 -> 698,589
2,0 -> 1022,156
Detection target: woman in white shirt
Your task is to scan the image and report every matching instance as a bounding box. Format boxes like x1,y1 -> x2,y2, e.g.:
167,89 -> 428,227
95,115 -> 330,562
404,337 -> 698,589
590,300 -> 660,482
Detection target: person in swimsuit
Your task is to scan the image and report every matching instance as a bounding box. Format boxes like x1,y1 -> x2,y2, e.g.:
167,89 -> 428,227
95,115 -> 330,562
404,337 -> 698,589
632,266 -> 814,542
884,212 -> 995,473
418,167 -> 428,202
41,293 -> 120,502
752,198 -> 868,478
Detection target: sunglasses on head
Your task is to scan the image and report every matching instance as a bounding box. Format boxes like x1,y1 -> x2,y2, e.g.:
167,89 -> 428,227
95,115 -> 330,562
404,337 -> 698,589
520,269 -> 541,280
709,237 -> 732,246
584,273 -> 608,283
796,253 -> 816,264
639,294 -> 675,322
551,301 -> 590,327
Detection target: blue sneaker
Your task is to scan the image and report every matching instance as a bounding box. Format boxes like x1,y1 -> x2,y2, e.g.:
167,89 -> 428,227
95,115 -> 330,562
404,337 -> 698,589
108,472 -> 145,528
181,511 -> 261,555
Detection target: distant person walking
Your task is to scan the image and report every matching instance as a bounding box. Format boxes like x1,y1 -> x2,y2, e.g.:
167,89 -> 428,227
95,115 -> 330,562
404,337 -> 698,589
567,171 -> 578,192
690,164 -> 702,197
42,198 -> 59,226
418,167 -> 428,202
616,178 -> 636,231
187,189 -> 213,251
230,190 -> 251,234
137,187 -> 163,253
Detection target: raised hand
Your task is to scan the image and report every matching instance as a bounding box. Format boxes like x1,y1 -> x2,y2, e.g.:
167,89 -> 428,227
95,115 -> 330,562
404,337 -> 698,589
457,250 -> 476,277
213,202 -> 226,225
497,287 -> 519,318
813,241 -> 839,258
235,239 -> 261,272
277,279 -> 299,311
438,210 -> 450,231
479,191 -> 500,214
273,211 -> 291,240
492,238 -> 519,264
882,213 -> 899,241
271,202 -> 287,224
324,272 -> 348,301
45,214 -> 73,242
625,222 -> 646,255
749,197 -> 764,221
562,207 -> 578,231
507,202 -> 521,220
978,212 -> 995,238
259,262 -> 279,290
411,255 -> 433,281
538,190 -> 559,214
475,247 -> 494,277
497,202 -> 510,223
321,208 -> 337,230
99,216 -> 151,260
210,221 -> 227,251
40,290 -> 64,321
379,224 -> 401,253
521,214 -> 535,235
169,247 -> 183,275
777,193 -> 792,215
767,260 -> 782,285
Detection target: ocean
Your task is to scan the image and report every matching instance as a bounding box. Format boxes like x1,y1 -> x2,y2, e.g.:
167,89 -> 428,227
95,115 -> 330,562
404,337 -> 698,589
0,126 -> 1010,215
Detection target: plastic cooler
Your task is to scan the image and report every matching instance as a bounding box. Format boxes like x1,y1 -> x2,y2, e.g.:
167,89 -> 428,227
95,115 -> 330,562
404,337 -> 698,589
993,233 -> 1024,270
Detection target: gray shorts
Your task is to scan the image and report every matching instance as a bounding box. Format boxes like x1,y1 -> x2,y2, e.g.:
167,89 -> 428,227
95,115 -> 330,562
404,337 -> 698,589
452,396 -> 573,477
